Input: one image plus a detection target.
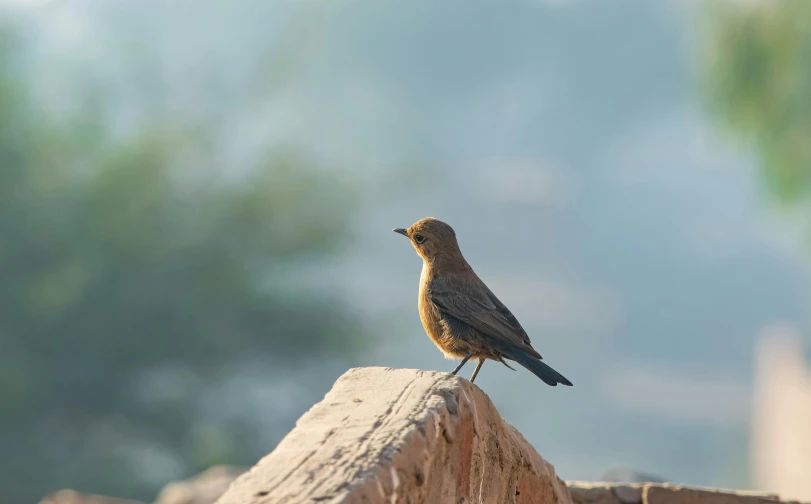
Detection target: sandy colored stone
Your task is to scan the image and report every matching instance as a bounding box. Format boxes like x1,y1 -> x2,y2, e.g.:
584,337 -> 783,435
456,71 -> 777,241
215,366 -> 573,504
567,482 -> 644,504
567,482 -> 619,504
613,485 -> 645,504
566,483 -> 806,504
643,485 -> 780,504
38,489 -> 144,504
155,465 -> 247,504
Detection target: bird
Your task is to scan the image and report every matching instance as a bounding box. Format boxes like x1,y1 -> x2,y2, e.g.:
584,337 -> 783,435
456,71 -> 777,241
393,217 -> 572,387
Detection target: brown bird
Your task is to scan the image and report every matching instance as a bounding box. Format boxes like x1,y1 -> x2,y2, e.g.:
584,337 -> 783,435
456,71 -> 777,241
393,217 -> 572,386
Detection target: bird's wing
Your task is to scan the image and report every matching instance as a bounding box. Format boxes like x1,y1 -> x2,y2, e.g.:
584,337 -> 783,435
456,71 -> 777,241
481,283 -> 534,347
429,274 -> 542,359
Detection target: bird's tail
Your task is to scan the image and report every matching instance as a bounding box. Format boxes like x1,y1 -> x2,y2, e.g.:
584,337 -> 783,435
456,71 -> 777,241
503,348 -> 573,387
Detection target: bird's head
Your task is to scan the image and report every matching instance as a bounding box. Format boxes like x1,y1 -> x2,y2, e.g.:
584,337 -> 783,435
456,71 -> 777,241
393,217 -> 465,266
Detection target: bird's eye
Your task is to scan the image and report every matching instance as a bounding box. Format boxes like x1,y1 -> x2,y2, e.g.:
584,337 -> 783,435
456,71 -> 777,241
414,234 -> 425,244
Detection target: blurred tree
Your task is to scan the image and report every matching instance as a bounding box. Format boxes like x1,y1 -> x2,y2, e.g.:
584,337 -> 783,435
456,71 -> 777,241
702,1 -> 811,206
0,27 -> 363,503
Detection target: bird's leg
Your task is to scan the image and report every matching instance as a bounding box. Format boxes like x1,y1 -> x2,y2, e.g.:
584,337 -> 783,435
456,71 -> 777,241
451,354 -> 474,375
469,358 -> 485,383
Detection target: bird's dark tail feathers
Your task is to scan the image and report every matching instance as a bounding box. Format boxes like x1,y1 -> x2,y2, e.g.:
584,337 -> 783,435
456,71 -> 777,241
503,348 -> 573,387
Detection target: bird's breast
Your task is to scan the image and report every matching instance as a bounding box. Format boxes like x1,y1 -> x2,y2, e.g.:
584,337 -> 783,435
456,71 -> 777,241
417,266 -> 436,336
418,266 -> 459,358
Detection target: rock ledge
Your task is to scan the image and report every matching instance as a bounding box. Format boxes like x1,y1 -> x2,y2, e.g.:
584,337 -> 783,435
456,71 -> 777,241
215,366 -> 572,504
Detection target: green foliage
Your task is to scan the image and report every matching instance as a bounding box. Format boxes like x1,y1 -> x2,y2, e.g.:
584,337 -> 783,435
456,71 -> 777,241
702,1 -> 811,205
0,28 -> 363,503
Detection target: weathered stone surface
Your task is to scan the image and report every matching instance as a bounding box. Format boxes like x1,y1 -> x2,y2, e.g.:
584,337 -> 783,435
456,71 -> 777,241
643,485 -> 779,504
215,366 -> 573,504
566,483 -> 806,504
155,466 -> 247,504
567,482 -> 620,504
38,489 -> 144,504
568,482 -> 645,504
613,485 -> 644,504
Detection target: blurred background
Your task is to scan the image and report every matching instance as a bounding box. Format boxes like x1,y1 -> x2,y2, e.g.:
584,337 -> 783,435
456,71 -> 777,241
2,0 -> 811,502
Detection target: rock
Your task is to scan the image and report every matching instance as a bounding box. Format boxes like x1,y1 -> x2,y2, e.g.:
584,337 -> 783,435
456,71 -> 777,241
214,366 -> 573,504
155,465 -> 247,504
568,482 -> 645,504
567,483 -> 804,504
643,485 -> 779,504
568,482 -> 624,504
38,489 -> 144,504
613,485 -> 645,504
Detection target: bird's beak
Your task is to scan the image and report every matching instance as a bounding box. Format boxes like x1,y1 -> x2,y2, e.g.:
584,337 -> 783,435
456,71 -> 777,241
393,228 -> 408,237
